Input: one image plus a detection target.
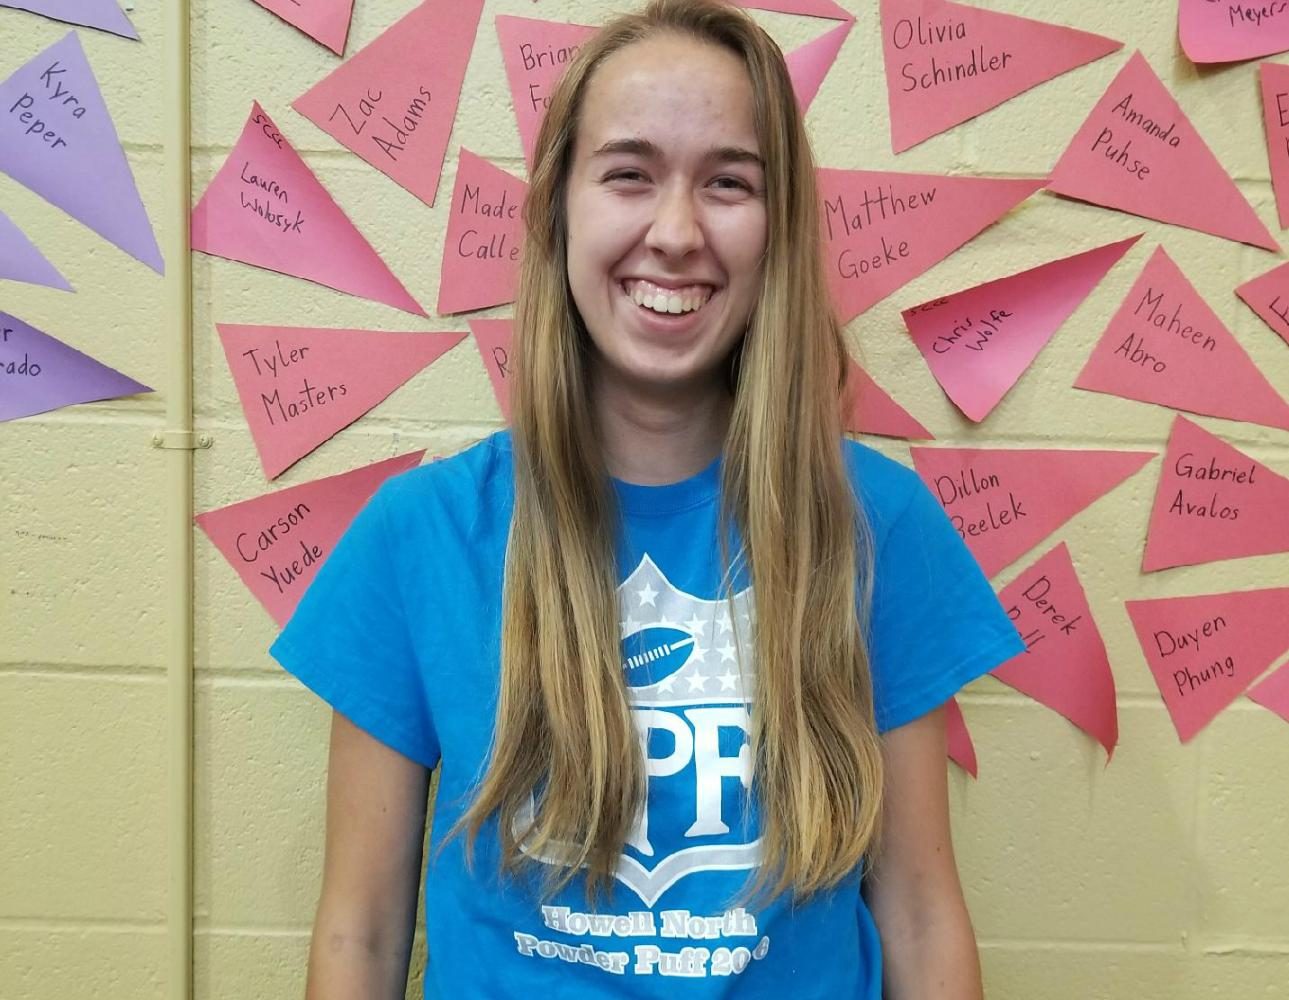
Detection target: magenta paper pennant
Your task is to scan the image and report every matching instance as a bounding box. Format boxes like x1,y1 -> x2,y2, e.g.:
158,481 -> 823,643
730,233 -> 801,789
785,18 -> 853,112
910,445 -> 1155,577
195,451 -> 425,626
1259,63 -> 1289,231
1248,660 -> 1289,726
217,324 -> 465,479
467,318 -> 515,422
0,0 -> 137,38
880,0 -> 1120,153
818,168 -> 1043,325
1048,51 -> 1278,252
1076,246 -> 1289,432
191,102 -> 423,316
0,310 -> 150,421
294,0 -> 484,208
904,235 -> 1140,422
945,696 -> 977,777
993,543 -> 1118,758
251,0 -> 354,55
1179,0 -> 1289,64
0,32 -> 162,272
1143,416 -> 1289,572
437,149 -> 526,315
842,360 -> 932,439
1126,587 -> 1289,742
0,207 -> 71,291
1236,259 -> 1289,347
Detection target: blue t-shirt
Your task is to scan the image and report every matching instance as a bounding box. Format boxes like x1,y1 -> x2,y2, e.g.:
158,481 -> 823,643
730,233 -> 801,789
270,431 -> 1022,999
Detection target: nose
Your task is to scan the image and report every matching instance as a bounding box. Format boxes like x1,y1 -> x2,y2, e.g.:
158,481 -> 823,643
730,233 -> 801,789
645,183 -> 704,259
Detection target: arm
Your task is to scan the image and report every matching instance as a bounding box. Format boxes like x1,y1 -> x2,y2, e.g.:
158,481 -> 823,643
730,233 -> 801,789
306,711 -> 431,1000
864,707 -> 983,1000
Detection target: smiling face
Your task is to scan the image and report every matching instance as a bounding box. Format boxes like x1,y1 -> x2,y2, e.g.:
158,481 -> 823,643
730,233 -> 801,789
565,33 -> 769,403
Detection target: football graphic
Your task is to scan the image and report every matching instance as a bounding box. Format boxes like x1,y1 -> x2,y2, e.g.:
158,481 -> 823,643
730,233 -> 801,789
621,626 -> 695,687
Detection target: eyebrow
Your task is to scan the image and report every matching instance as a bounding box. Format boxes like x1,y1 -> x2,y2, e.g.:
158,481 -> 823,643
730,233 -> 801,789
591,137 -> 763,168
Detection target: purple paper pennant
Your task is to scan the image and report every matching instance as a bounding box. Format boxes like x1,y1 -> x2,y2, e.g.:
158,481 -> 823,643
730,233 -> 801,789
0,0 -> 138,39
0,32 -> 162,272
0,310 -> 150,421
0,207 -> 72,290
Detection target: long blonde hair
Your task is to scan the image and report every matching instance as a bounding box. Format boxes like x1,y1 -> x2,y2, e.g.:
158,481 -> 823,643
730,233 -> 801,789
452,0 -> 883,907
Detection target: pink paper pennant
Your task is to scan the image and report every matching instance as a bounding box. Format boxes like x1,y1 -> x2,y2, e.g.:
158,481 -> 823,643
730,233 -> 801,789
734,0 -> 852,19
945,696 -> 978,777
1075,246 -> 1289,432
1,310 -> 150,422
437,149 -> 526,315
1259,63 -> 1289,231
195,451 -> 425,626
910,445 -> 1155,577
1179,0 -> 1289,64
496,15 -> 597,169
251,0 -> 354,55
818,168 -> 1043,324
0,0 -> 137,39
1143,416 -> 1289,572
467,318 -> 515,422
1236,258 -> 1289,347
0,207 -> 71,291
904,235 -> 1140,422
1048,51 -> 1278,252
880,0 -> 1121,153
1126,587 -> 1289,742
217,324 -> 465,479
842,359 -> 932,439
191,102 -> 424,316
785,18 -> 853,112
293,1 -> 484,208
1248,660 -> 1289,726
993,543 -> 1118,758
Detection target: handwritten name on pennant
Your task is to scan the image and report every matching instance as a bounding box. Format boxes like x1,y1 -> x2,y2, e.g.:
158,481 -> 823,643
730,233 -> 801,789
1236,258 -> 1289,348
1259,62 -> 1289,231
437,149 -> 527,315
0,207 -> 71,291
250,0 -> 354,55
1179,0 -> 1289,64
467,318 -> 515,422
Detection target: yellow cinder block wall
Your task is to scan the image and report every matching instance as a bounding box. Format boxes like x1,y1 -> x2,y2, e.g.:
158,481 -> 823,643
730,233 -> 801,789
2,1 -> 1288,998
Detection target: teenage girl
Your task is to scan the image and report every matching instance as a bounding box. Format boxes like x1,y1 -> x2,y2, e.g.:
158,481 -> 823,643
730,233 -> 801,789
271,1 -> 1024,996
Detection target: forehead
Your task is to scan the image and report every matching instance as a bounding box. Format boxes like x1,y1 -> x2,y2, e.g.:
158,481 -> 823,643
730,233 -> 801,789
576,34 -> 759,155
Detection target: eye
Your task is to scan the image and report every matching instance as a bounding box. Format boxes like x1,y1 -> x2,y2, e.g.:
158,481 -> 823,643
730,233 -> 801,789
604,168 -> 650,184
710,175 -> 755,194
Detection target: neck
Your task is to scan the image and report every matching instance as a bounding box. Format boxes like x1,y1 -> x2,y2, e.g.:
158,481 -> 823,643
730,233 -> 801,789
591,367 -> 732,485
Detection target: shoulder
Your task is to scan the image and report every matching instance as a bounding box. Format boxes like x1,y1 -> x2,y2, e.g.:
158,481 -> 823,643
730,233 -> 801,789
840,437 -> 928,545
375,431 -> 514,531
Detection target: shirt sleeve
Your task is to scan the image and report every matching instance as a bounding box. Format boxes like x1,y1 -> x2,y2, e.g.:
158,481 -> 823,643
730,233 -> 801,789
866,476 -> 1024,734
269,484 -> 440,768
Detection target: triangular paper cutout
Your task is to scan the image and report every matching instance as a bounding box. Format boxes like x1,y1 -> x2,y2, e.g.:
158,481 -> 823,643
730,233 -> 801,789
217,324 -> 465,479
195,451 -> 425,626
945,696 -> 978,777
437,149 -> 526,315
785,18 -> 853,112
904,235 -> 1141,422
0,0 -> 137,38
1075,246 -> 1289,431
1179,0 -> 1289,64
467,318 -> 515,422
1126,587 -> 1289,742
0,310 -> 150,421
993,543 -> 1118,757
1248,660 -> 1289,726
842,359 -> 932,439
880,0 -> 1121,153
0,207 -> 72,291
1143,416 -> 1289,572
910,445 -> 1155,577
1048,51 -> 1278,251
818,168 -> 1043,324
496,15 -> 597,169
735,0 -> 851,19
1259,63 -> 1289,231
1236,259 -> 1289,347
0,32 -> 162,272
251,0 -> 354,55
191,102 -> 424,316
293,0 -> 484,208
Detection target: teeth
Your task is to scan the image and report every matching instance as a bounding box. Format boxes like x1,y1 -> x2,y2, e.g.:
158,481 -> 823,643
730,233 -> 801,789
625,280 -> 712,316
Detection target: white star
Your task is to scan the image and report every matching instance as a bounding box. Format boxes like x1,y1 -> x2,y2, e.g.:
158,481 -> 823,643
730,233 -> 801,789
658,675 -> 676,692
621,614 -> 639,637
637,583 -> 658,607
687,673 -> 709,693
718,671 -> 738,691
657,617 -> 677,630
690,642 -> 707,664
719,642 -> 737,664
685,613 -> 708,635
717,613 -> 733,634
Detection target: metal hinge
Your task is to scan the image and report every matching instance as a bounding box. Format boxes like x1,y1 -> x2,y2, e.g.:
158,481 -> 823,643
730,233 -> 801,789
151,430 -> 214,450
